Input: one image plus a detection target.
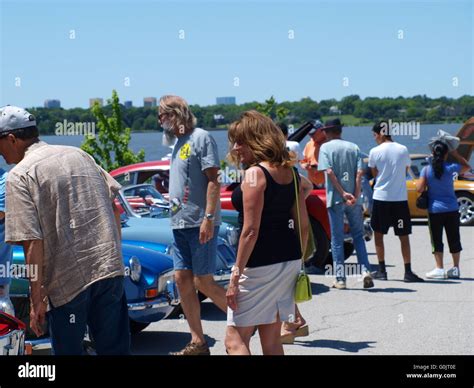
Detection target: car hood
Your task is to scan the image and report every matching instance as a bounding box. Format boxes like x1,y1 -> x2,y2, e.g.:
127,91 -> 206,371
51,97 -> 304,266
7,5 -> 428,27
12,243 -> 172,276
122,217 -> 173,246
122,216 -> 233,245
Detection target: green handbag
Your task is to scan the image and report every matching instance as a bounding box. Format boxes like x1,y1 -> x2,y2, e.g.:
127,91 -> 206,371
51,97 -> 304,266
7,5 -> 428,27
292,168 -> 313,303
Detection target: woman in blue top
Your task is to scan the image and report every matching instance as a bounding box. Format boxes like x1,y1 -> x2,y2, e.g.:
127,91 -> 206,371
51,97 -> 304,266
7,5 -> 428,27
416,141 -> 470,279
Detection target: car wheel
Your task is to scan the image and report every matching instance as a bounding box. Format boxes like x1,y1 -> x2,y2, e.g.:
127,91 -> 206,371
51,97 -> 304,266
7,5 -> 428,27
325,241 -> 356,270
167,305 -> 183,319
129,320 -> 150,334
308,217 -> 330,269
456,192 -> 474,226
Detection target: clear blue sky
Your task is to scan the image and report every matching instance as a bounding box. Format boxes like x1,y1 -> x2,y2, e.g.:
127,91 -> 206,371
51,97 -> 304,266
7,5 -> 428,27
1,0 -> 472,108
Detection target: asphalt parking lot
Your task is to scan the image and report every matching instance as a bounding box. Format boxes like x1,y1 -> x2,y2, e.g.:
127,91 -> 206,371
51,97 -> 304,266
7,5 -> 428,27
132,222 -> 473,355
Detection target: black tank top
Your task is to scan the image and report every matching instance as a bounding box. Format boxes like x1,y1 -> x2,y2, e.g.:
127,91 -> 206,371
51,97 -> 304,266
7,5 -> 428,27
231,164 -> 301,268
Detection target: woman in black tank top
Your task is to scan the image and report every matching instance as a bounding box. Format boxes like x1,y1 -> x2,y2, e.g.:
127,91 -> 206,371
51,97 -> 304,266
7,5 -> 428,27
231,164 -> 301,267
224,111 -> 310,356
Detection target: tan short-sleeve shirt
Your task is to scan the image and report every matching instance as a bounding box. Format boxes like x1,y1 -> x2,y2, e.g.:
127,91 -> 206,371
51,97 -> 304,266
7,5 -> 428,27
5,141 -> 124,307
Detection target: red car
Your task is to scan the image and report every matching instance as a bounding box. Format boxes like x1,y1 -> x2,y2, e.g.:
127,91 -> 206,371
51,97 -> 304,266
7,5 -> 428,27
110,157 -> 370,268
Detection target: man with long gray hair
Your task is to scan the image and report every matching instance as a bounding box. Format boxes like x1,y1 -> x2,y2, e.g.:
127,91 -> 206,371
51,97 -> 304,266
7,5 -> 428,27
159,95 -> 225,355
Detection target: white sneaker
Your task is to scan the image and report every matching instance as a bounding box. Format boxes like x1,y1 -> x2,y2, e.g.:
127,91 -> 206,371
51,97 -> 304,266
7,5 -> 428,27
425,268 -> 446,279
332,280 -> 346,289
446,267 -> 460,279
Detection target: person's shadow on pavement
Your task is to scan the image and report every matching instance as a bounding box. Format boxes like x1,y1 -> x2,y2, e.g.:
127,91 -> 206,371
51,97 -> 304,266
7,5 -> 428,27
299,338 -> 376,353
131,331 -> 217,355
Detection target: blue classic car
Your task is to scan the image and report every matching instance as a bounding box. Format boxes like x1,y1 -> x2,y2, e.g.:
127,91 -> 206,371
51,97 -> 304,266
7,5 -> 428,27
117,184 -> 238,290
10,239 -> 180,351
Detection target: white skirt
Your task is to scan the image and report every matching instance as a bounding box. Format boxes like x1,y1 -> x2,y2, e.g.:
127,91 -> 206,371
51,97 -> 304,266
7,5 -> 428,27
227,259 -> 301,327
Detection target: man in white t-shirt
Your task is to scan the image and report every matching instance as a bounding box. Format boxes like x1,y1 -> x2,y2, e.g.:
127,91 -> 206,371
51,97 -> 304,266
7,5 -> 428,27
286,140 -> 301,160
368,121 -> 424,282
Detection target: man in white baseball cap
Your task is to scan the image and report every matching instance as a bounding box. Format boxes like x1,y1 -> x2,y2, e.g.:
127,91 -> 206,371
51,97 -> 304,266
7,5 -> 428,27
0,106 -> 39,164
0,105 -> 37,131
0,105 -> 131,355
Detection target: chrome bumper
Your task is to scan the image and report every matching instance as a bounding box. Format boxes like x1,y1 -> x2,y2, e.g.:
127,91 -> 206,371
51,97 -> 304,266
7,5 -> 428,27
25,337 -> 51,354
128,296 -> 179,311
0,329 -> 25,355
128,282 -> 180,312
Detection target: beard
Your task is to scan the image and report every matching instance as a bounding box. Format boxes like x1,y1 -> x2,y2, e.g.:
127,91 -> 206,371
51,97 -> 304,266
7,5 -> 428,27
162,123 -> 177,147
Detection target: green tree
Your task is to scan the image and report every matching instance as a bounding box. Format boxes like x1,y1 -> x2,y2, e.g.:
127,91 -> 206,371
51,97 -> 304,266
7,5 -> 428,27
255,96 -> 289,121
81,90 -> 145,171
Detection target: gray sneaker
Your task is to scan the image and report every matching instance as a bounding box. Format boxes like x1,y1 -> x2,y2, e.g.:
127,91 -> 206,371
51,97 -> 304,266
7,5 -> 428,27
446,267 -> 460,279
332,280 -> 346,289
362,271 -> 374,289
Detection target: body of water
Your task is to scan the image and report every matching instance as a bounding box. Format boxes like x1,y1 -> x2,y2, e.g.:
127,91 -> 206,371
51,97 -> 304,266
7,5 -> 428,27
0,123 -> 467,172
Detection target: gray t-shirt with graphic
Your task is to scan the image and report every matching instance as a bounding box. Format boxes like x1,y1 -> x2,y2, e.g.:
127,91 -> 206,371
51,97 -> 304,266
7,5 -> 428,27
169,127 -> 221,229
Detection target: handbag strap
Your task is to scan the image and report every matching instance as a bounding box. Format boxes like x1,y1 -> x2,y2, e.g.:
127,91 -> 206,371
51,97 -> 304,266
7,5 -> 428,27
422,166 -> 429,191
291,168 -> 305,270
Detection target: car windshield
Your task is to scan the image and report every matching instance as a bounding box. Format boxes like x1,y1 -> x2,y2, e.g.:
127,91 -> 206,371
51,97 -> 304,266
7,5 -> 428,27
410,157 -> 430,179
121,185 -> 170,218
123,185 -> 166,202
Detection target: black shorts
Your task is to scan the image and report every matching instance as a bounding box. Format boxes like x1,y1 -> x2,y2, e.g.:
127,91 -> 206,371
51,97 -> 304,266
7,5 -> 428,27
371,200 -> 412,236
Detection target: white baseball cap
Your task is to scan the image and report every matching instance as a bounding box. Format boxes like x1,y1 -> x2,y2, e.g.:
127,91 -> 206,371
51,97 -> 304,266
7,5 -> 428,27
0,105 -> 37,135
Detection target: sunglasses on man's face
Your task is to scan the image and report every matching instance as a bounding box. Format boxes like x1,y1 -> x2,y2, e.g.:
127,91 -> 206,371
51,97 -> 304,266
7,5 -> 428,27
158,112 -> 169,124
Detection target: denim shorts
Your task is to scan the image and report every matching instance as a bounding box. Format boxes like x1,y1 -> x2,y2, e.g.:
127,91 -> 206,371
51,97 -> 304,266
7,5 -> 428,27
172,226 -> 219,276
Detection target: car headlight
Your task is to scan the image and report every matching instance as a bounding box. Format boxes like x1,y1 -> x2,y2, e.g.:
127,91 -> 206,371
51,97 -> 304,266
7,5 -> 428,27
0,296 -> 15,317
158,270 -> 175,294
129,256 -> 142,283
226,225 -> 240,248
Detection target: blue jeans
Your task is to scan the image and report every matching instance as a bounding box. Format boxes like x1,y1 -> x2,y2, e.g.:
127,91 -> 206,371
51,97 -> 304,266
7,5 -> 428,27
328,203 -> 371,281
47,276 -> 131,355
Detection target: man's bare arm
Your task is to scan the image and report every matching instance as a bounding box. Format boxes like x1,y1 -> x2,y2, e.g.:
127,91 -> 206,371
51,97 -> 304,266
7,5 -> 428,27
354,169 -> 364,199
370,167 -> 378,179
22,240 -> 44,305
112,201 -> 122,240
203,167 -> 220,216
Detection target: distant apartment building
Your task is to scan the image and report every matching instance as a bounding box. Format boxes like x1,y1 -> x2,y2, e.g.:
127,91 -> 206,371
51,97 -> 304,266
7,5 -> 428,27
216,97 -> 236,105
144,97 -> 157,108
44,99 -> 61,108
89,98 -> 104,108
124,100 -> 133,108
